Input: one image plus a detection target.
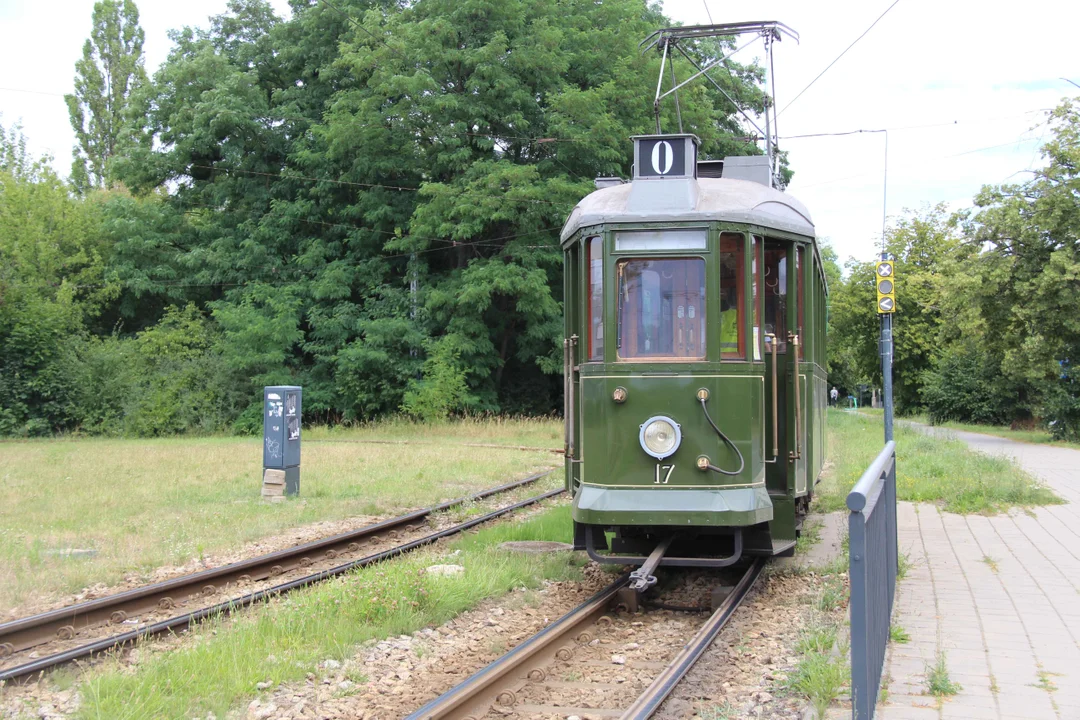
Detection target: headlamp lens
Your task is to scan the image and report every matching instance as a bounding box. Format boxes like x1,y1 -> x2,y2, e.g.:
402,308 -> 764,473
641,417 -> 680,458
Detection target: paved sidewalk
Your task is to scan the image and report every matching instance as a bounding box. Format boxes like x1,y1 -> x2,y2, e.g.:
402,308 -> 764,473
877,428 -> 1080,720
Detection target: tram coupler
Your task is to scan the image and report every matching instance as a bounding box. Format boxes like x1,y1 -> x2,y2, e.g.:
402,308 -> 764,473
628,535 -> 674,592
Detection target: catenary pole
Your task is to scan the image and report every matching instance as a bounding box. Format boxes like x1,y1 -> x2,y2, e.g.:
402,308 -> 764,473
881,260 -> 894,443
881,131 -> 894,443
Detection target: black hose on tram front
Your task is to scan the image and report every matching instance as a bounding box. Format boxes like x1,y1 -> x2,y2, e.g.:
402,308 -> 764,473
699,397 -> 745,476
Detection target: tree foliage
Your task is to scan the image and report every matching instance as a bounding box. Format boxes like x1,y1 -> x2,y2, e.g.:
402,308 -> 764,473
4,0 -> 775,434
947,99 -> 1080,436
65,0 -> 147,190
9,0 -> 1079,441
107,0 -> 771,423
826,98 -> 1080,439
0,124 -> 108,434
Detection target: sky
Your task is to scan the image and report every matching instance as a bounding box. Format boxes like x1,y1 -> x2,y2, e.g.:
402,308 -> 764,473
1,0 -> 1079,264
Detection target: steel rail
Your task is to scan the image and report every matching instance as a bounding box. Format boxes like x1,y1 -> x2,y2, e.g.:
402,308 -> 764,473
408,559 -> 764,720
0,472 -> 552,664
406,576 -> 630,720
620,558 -> 765,719
0,486 -> 564,683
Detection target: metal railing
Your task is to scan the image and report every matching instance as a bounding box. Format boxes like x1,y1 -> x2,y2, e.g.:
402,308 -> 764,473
847,440 -> 898,720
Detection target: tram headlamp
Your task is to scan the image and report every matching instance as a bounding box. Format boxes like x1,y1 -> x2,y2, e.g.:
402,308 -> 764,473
639,416 -> 681,459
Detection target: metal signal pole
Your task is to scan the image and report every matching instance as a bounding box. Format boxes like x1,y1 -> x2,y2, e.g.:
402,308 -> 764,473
880,131 -> 893,443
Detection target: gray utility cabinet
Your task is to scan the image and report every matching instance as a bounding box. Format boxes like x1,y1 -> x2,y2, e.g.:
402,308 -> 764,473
263,386 -> 301,495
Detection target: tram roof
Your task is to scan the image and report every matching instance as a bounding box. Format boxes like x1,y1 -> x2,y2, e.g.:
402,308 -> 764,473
560,177 -> 815,246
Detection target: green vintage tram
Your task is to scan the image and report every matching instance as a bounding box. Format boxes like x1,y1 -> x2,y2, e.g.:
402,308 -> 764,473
562,134 -> 827,581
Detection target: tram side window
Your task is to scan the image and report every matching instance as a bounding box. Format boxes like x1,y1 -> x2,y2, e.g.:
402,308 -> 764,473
719,233 -> 745,360
586,236 -> 603,361
763,244 -> 787,352
796,245 -> 804,362
753,236 -> 763,361
617,258 -> 706,360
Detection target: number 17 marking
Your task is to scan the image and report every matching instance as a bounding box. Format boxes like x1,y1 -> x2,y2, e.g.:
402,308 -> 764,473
655,464 -> 675,484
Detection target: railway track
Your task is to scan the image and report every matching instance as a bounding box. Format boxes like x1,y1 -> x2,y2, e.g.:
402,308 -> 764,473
0,472 -> 560,683
407,558 -> 765,720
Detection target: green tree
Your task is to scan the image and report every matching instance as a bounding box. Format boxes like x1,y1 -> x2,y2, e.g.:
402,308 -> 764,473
401,340 -> 472,421
885,205 -> 962,412
0,124 -> 111,434
65,0 -> 147,190
0,118 -> 31,177
819,241 -> 860,397
111,0 -> 773,422
951,98 -> 1080,436
827,205 -> 961,413
322,0 -> 769,412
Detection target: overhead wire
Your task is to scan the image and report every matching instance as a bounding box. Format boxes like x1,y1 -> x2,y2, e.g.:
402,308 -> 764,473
777,0 -> 902,117
12,218 -> 563,292
779,108 -> 1052,140
790,131 -> 1048,191
315,0 -> 414,67
15,0 -> 1057,305
25,0 -> 1040,263
0,0 -> 573,292
0,87 -> 68,98
170,198 -> 563,258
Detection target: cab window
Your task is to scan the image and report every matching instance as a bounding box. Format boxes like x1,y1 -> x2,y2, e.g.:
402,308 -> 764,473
617,258 -> 706,360
719,233 -> 745,360
752,235 -> 763,361
796,245 -> 805,361
586,236 -> 603,361
764,243 -> 788,352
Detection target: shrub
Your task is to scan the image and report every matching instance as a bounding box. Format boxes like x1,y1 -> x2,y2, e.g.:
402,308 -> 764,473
0,292 -> 85,436
73,305 -> 252,436
1043,360 -> 1080,441
401,339 -> 473,422
921,344 -> 1015,425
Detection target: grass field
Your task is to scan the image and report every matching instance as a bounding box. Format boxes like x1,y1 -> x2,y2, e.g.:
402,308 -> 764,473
816,410 -> 1061,514
0,418 -> 562,613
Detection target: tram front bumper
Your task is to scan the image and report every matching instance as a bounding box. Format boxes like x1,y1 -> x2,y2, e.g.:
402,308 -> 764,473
572,484 -> 773,527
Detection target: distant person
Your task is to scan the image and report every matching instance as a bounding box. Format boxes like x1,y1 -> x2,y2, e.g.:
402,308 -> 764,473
830,386 -> 839,407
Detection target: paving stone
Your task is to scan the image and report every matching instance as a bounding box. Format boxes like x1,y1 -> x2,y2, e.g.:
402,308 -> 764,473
876,423 -> 1080,720
882,694 -> 938,709
941,703 -> 997,720
877,706 -> 941,720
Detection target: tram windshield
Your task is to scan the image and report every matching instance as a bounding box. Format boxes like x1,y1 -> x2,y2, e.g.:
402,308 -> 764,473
616,258 -> 706,360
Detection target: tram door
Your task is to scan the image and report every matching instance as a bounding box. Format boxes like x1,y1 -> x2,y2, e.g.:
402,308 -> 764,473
762,239 -> 807,496
564,235 -> 603,494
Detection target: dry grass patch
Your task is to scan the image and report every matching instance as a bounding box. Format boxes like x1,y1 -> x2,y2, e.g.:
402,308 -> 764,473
305,415 -> 563,448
